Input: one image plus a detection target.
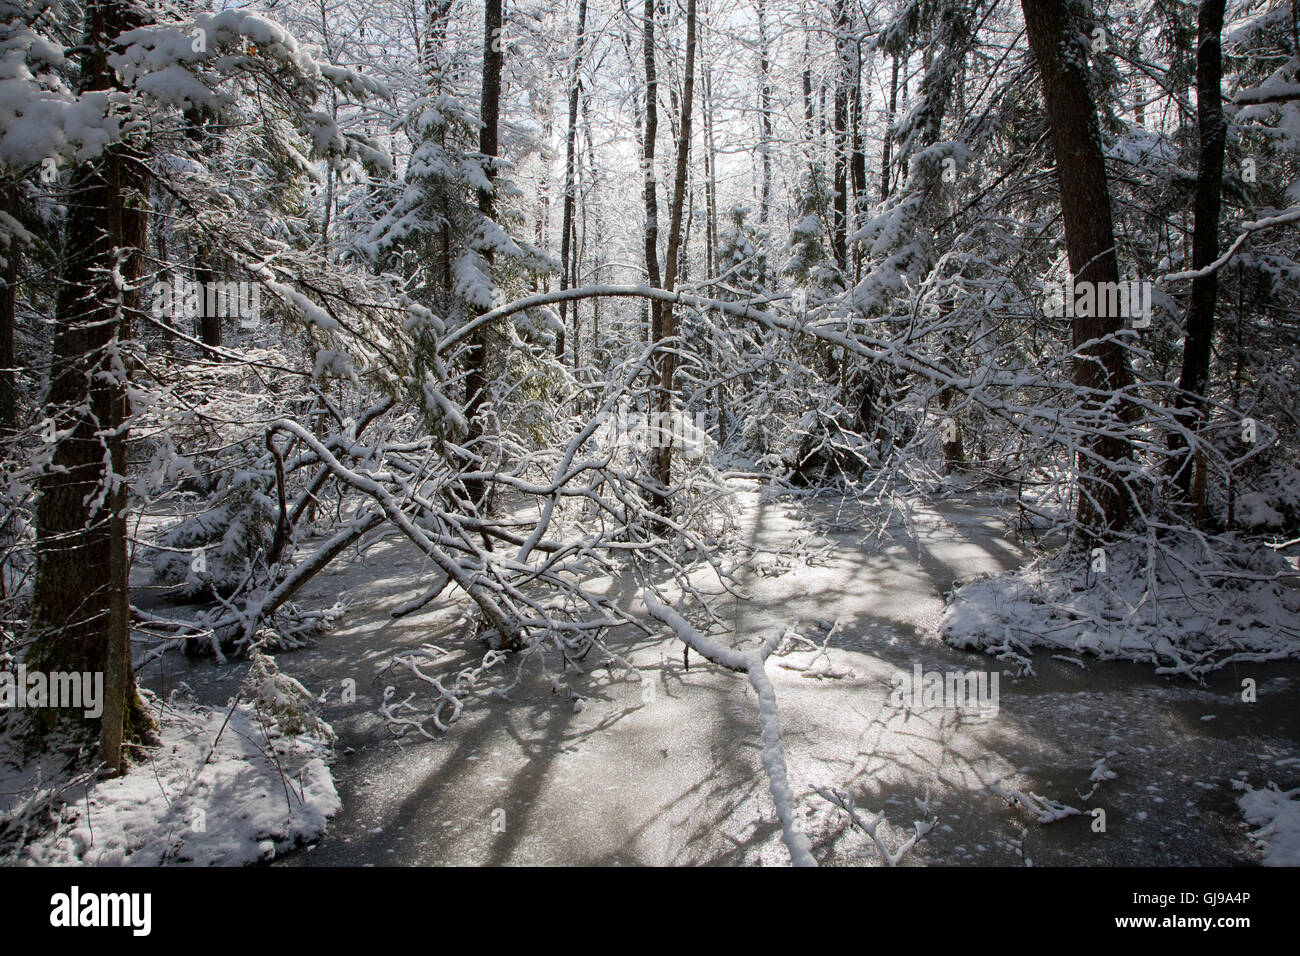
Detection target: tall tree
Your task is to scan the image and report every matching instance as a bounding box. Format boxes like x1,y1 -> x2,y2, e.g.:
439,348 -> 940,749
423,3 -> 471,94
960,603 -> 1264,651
850,36 -> 867,272
1168,0 -> 1228,501
654,0 -> 697,507
642,0 -> 663,348
0,182 -> 17,434
831,0 -> 852,272
757,0 -> 772,227
28,0 -> 152,773
881,52 -> 900,201
1022,0 -> 1136,537
558,0 -> 589,363
464,0 -> 504,506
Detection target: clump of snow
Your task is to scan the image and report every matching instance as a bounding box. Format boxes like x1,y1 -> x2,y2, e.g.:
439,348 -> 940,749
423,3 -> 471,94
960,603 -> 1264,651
0,673 -> 339,865
1235,492 -> 1284,530
1230,462 -> 1300,530
941,534 -> 1300,678
1237,783 -> 1300,866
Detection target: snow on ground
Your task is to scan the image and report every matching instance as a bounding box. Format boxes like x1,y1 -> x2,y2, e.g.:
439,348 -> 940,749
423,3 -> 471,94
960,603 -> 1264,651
0,654 -> 339,866
123,481 -> 1300,866
942,534 -> 1300,677
1237,782 -> 1300,866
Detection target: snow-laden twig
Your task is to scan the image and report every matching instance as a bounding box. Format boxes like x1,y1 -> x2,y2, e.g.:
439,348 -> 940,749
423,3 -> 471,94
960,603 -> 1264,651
816,786 -> 936,866
642,589 -> 816,867
987,780 -> 1081,823
1159,207 -> 1300,282
1078,751 -> 1119,801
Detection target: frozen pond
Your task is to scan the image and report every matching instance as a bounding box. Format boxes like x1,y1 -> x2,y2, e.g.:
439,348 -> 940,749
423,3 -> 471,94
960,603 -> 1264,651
137,488 -> 1300,865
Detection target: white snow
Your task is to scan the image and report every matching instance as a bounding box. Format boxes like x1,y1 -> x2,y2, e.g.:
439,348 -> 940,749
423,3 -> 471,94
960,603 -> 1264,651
0,667 -> 339,865
942,535 -> 1300,677
1238,784 -> 1300,866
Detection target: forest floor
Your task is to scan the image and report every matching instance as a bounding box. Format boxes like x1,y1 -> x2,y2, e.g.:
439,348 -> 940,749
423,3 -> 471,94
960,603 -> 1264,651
137,484 -> 1300,866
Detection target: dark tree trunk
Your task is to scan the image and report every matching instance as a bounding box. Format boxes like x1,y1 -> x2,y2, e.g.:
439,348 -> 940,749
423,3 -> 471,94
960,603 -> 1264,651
881,53 -> 899,201
802,30 -> 814,141
1022,0 -> 1136,538
643,0 -> 663,347
702,16 -> 724,445
196,253 -> 220,347
463,0 -> 503,508
757,0 -> 772,227
557,0 -> 588,363
28,0 -> 152,771
850,42 -> 866,277
1168,0 -> 1228,500
654,0 -> 696,510
831,0 -> 851,272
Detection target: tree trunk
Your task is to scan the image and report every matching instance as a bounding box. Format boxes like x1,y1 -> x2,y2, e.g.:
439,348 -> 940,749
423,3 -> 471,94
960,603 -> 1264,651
802,28 -> 814,141
654,0 -> 697,510
642,0 -> 663,349
463,0 -> 503,509
1168,0 -> 1228,500
196,252 -> 220,347
701,6 -> 725,446
850,41 -> 866,276
558,0 -> 588,363
28,0 -> 152,770
1021,0 -> 1135,538
831,0 -> 851,272
881,53 -> 899,201
757,0 -> 772,228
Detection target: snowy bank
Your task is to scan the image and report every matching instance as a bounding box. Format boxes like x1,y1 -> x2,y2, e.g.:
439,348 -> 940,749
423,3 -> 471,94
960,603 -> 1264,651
1237,784 -> 1300,867
0,655 -> 339,865
941,536 -> 1300,678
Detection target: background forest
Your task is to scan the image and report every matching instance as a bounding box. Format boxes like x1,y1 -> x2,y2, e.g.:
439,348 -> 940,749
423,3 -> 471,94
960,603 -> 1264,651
0,0 -> 1298,866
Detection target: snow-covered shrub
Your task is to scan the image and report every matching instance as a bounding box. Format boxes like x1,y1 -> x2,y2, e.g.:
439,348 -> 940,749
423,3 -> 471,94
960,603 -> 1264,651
0,688 -> 340,865
241,645 -> 336,742
782,406 -> 879,486
149,480 -> 280,599
1231,461 -> 1300,532
942,532 -> 1300,678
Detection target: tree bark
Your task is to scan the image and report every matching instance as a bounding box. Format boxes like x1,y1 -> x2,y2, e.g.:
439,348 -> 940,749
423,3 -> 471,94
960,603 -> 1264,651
557,0 -> 588,362
642,0 -> 663,348
1168,0 -> 1228,500
702,25 -> 724,444
757,0 -> 772,228
654,0 -> 696,509
196,252 -> 220,347
849,40 -> 866,277
1022,0 -> 1135,537
831,0 -> 851,272
28,0 -> 152,770
464,0 -> 503,508
0,181 -> 18,434
881,53 -> 899,201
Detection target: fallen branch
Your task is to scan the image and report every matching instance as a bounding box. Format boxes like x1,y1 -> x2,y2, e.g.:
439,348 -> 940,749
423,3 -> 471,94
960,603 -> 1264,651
642,589 -> 816,867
